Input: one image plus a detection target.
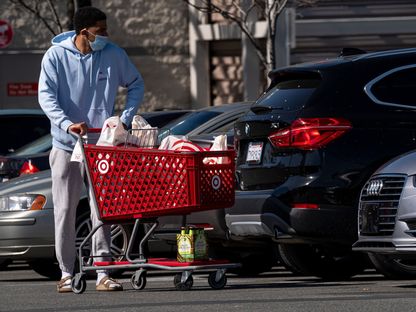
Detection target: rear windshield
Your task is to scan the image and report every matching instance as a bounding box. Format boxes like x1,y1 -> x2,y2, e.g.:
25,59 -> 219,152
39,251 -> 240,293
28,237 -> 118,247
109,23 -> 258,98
253,79 -> 320,111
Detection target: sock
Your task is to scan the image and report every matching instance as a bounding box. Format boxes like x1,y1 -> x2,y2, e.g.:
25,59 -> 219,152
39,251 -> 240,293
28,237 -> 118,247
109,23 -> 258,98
61,271 -> 72,280
96,272 -> 108,285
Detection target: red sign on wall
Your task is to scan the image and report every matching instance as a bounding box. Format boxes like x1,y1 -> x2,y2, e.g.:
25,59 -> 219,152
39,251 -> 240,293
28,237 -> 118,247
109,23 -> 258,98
0,20 -> 13,48
7,83 -> 38,96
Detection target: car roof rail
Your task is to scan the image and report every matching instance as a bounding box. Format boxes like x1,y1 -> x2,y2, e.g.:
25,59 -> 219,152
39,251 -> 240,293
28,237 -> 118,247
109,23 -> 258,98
339,47 -> 367,57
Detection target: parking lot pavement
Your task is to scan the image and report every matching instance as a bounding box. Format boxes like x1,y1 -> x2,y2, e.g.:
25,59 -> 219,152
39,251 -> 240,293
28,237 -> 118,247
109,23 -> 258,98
2,262 -> 416,312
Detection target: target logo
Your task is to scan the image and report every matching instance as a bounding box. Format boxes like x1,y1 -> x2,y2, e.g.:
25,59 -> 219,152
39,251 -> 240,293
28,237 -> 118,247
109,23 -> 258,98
98,159 -> 109,174
211,175 -> 221,190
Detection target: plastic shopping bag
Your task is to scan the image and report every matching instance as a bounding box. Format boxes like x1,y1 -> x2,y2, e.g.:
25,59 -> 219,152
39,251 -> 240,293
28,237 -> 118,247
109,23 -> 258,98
128,115 -> 158,148
70,139 -> 84,162
96,116 -> 128,147
159,135 -> 205,152
203,134 -> 227,164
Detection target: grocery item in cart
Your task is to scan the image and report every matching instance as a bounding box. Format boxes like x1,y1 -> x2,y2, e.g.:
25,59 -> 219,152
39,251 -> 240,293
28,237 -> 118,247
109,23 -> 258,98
96,116 -> 127,147
203,134 -> 227,164
177,226 -> 208,262
160,134 -> 227,164
96,115 -> 157,148
159,135 -> 205,151
128,115 -> 158,148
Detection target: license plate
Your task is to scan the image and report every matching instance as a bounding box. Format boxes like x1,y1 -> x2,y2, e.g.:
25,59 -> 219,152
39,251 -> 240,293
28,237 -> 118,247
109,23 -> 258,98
246,142 -> 263,164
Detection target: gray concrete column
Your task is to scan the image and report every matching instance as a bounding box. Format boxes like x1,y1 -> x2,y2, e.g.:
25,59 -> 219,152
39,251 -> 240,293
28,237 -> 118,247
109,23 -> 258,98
241,0 -> 260,101
188,0 -> 211,108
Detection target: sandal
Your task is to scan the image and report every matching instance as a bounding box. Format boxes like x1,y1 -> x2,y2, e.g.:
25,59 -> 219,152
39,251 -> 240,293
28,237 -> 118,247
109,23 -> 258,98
57,276 -> 72,293
96,276 -> 123,291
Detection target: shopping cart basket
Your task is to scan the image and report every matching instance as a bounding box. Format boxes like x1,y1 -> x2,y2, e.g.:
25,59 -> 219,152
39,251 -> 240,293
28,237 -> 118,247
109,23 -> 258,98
70,128 -> 240,293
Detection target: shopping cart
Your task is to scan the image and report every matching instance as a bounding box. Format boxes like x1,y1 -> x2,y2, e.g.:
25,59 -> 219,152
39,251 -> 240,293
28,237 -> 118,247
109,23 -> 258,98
70,128 -> 240,293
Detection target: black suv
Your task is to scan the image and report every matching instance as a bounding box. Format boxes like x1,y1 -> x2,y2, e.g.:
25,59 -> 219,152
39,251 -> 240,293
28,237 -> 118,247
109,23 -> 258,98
228,48 -> 416,279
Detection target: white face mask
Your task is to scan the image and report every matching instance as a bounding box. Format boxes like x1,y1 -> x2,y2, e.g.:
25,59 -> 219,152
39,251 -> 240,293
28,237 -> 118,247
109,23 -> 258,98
87,31 -> 109,51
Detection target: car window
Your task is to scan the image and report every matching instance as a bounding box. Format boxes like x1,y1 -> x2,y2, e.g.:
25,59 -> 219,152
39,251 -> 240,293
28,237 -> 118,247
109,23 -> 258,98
370,66 -> 416,106
161,111 -> 221,135
142,111 -> 190,128
0,115 -> 50,155
10,134 -> 52,156
253,79 -> 320,111
203,117 -> 239,134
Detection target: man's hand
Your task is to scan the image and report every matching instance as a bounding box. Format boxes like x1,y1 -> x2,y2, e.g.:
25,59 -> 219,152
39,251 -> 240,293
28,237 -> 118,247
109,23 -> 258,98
68,122 -> 88,135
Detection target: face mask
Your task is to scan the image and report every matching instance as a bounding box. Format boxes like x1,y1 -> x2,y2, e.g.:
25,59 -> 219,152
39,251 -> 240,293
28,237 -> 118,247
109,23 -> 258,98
87,31 -> 109,51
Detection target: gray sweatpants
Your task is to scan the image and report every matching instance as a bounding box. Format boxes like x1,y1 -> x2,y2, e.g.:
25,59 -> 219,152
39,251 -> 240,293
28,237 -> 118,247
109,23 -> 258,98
50,147 -> 111,275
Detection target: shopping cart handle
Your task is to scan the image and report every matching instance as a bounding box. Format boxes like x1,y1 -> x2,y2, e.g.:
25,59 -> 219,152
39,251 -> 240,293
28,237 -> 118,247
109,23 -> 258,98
69,128 -> 101,142
69,129 -> 83,141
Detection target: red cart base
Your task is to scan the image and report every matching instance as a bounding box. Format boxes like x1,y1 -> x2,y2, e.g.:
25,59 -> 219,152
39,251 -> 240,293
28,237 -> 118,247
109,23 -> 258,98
94,258 -> 232,267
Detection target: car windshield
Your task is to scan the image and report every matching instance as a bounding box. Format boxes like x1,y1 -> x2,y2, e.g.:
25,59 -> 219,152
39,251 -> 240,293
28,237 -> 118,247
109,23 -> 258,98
160,111 -> 221,136
254,78 -> 320,111
7,111 -> 225,156
10,134 -> 52,156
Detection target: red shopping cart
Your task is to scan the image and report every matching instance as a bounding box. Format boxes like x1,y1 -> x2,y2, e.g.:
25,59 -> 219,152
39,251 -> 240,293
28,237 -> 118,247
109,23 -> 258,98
70,129 -> 240,293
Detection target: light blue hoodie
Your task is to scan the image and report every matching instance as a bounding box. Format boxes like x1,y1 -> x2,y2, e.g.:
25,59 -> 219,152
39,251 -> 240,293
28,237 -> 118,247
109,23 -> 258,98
38,31 -> 144,151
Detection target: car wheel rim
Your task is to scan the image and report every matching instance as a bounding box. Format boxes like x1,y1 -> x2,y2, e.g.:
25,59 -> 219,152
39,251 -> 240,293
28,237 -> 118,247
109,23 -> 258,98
75,216 -> 128,261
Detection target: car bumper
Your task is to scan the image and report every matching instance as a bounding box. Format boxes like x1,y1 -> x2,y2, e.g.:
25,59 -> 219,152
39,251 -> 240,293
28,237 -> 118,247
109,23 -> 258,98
353,174 -> 416,254
225,189 -> 357,245
0,209 -> 55,259
352,237 -> 416,254
225,189 -> 292,237
353,218 -> 416,255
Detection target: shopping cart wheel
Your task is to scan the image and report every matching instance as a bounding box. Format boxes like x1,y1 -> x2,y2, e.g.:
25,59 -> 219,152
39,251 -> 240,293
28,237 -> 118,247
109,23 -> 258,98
173,272 -> 193,291
208,270 -> 227,290
131,270 -> 147,290
71,273 -> 87,294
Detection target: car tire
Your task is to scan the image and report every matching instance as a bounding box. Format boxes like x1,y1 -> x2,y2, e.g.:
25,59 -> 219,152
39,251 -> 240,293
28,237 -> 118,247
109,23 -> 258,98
233,254 -> 275,276
29,259 -> 61,280
0,259 -> 11,270
229,245 -> 279,276
368,253 -> 416,279
278,243 -> 368,280
74,210 -> 131,276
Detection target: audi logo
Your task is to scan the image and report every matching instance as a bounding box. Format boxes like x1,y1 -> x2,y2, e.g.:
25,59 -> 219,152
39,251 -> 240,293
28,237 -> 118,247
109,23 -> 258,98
367,179 -> 384,196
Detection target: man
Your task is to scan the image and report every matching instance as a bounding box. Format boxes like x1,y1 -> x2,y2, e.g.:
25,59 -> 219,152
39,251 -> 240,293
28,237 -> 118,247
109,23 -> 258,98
38,6 -> 144,292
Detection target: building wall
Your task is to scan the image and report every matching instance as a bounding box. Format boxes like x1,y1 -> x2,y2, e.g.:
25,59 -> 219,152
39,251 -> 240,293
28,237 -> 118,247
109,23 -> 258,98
0,0 -> 190,112
190,0 -> 416,107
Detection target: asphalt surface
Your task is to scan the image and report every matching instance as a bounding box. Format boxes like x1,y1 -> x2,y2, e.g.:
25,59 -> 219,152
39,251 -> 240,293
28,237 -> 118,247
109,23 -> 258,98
1,262 -> 416,312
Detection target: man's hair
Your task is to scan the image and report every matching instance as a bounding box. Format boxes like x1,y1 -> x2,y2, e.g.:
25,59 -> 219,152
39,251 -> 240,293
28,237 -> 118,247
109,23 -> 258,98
73,7 -> 106,34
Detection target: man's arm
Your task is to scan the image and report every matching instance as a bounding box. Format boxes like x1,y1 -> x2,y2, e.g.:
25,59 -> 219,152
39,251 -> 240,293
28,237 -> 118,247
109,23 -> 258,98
38,50 -> 74,133
118,50 -> 145,127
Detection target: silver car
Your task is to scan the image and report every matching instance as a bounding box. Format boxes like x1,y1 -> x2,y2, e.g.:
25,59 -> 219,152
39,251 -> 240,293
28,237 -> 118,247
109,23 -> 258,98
353,150 -> 416,279
0,170 -> 130,279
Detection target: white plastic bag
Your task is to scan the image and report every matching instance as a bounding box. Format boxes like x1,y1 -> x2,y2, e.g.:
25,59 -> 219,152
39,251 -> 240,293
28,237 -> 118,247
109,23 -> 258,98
96,116 -> 128,147
132,114 -> 149,129
203,134 -> 227,164
128,115 -> 158,148
159,135 -> 187,150
70,140 -> 84,162
159,135 -> 204,151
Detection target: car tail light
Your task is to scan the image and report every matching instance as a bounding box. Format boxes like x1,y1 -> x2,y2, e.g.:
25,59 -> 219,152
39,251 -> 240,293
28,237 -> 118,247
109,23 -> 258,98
19,160 -> 40,175
291,203 -> 319,209
268,117 -> 352,150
